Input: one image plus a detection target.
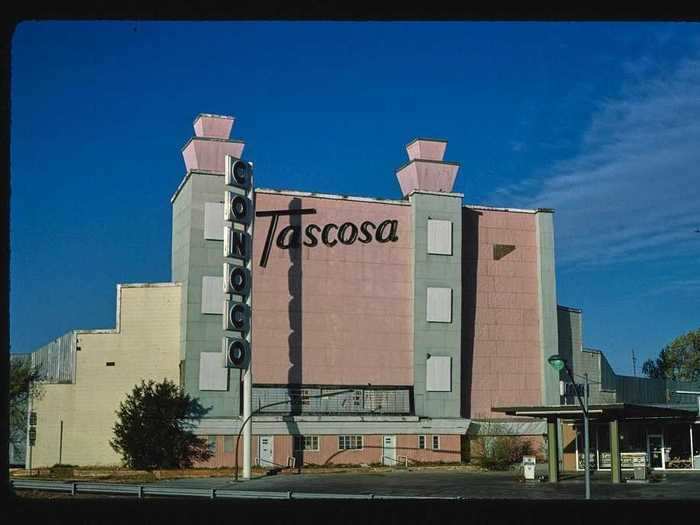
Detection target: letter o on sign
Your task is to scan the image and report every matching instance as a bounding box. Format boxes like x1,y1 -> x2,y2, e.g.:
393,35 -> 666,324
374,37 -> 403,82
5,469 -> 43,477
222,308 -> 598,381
232,160 -> 251,187
227,266 -> 250,296
230,195 -> 249,222
338,222 -> 359,244
228,303 -> 250,332
227,338 -> 249,368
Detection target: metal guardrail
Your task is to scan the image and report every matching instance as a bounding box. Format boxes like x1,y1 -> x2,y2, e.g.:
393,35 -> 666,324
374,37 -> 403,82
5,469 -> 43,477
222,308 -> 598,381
10,479 -> 462,500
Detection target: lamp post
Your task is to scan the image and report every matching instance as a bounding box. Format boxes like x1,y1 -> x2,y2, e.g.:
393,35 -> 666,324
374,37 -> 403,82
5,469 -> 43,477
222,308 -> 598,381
233,388 -> 355,481
548,355 -> 591,500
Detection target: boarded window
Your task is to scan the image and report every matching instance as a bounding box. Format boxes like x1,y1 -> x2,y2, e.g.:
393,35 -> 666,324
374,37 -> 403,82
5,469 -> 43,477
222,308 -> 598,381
426,287 -> 452,323
204,202 -> 224,240
201,276 -> 224,314
224,436 -> 234,453
199,352 -> 228,391
427,219 -> 452,255
426,356 -> 452,392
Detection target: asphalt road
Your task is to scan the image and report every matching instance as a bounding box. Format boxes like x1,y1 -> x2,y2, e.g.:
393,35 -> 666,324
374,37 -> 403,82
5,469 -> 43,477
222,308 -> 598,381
149,469 -> 700,499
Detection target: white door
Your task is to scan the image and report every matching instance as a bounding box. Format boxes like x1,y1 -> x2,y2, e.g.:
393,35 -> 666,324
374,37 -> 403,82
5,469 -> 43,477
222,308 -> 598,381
647,434 -> 665,470
382,435 -> 397,466
259,436 -> 274,467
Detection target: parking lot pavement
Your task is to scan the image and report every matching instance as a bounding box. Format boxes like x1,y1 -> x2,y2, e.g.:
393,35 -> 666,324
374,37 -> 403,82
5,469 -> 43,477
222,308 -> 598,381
149,469 -> 700,499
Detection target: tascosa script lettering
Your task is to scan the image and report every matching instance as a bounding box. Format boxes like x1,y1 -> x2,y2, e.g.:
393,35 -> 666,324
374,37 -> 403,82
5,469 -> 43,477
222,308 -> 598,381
276,220 -> 399,249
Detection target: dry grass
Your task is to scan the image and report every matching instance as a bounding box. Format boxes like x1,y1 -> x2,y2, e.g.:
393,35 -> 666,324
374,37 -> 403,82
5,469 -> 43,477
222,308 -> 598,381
10,462 -> 483,483
10,466 -> 270,483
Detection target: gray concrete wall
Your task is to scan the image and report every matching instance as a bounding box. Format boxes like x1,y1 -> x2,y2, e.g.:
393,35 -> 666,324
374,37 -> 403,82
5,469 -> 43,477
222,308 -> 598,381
556,307 -> 581,369
599,351 -> 617,391
576,349 -> 616,404
410,192 -> 462,418
536,211 -> 560,405
172,177 -> 192,362
172,171 -> 240,418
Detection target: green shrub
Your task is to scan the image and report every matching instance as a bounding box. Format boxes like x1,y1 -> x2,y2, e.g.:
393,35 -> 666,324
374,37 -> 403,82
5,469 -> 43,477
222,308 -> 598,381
474,436 -> 534,471
110,379 -> 212,470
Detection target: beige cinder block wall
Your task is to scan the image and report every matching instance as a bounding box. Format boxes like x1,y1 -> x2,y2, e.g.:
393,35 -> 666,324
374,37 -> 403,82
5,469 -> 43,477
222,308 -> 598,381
31,283 -> 182,468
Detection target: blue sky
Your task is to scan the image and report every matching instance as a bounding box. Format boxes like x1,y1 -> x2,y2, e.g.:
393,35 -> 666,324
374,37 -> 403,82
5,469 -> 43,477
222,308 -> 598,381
10,21 -> 700,375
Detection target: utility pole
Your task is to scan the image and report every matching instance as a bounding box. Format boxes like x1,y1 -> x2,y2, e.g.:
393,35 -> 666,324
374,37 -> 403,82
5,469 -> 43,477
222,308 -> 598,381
583,373 -> 590,501
632,349 -> 637,377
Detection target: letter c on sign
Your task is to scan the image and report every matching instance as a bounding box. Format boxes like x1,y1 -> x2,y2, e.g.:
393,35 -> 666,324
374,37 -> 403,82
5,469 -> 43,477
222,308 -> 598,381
321,223 -> 338,247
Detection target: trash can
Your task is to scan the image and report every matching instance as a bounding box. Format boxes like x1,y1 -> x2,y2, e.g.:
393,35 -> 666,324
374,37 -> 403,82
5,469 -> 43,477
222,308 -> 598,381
522,456 -> 536,480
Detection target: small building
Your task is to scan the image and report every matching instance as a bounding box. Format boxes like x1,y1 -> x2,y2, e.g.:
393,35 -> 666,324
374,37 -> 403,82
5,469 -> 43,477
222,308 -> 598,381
26,283 -> 182,467
495,306 -> 700,478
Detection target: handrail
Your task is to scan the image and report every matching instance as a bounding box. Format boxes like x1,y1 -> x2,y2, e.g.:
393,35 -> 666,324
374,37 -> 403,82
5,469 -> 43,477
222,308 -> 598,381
381,455 -> 409,468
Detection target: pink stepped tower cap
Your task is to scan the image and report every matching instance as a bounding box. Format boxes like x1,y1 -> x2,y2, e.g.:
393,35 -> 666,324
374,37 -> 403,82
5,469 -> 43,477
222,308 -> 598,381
395,138 -> 460,197
182,113 -> 245,173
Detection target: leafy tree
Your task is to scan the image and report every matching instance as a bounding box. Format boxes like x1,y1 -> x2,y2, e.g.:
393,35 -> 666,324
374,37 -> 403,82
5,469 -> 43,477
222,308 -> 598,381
9,355 -> 43,449
110,379 -> 212,469
642,328 -> 700,381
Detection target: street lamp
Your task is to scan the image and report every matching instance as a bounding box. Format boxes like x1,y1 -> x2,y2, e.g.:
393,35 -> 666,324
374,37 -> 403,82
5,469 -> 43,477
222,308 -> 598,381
548,355 -> 591,500
233,388 -> 356,481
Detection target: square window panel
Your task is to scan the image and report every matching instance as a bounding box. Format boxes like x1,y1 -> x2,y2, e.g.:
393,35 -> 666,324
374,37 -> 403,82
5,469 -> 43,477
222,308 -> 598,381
427,219 -> 452,255
426,287 -> 452,323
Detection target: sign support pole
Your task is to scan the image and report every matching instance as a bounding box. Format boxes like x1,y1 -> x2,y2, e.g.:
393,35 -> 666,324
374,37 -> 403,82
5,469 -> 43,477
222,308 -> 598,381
242,164 -> 254,480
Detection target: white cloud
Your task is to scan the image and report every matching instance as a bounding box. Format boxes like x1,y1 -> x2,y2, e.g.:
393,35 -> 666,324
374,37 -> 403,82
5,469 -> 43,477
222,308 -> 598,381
490,55 -> 700,268
644,278 -> 700,297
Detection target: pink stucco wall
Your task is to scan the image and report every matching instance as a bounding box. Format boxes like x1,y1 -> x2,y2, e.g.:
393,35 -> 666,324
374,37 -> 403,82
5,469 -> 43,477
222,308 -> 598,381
251,193 -> 413,386
196,434 -> 462,468
464,208 -> 542,418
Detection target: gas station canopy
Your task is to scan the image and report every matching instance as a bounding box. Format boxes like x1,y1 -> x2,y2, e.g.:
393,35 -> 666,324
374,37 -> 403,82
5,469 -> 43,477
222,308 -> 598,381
493,403 -> 698,421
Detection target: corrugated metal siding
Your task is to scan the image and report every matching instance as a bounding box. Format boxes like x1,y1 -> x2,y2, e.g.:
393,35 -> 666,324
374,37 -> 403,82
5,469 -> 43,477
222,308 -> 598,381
31,332 -> 76,384
615,376 -> 667,403
612,376 -> 700,405
666,379 -> 700,404
252,386 -> 411,415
